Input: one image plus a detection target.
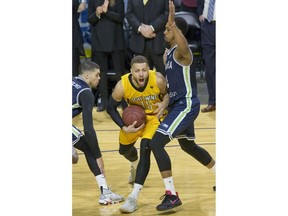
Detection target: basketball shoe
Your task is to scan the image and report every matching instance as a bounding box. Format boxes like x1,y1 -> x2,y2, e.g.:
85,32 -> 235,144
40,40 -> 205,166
128,164 -> 136,184
99,186 -> 124,205
156,190 -> 182,211
119,194 -> 138,213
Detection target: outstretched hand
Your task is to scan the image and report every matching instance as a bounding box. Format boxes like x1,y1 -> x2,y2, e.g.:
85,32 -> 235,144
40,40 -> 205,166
168,0 -> 175,26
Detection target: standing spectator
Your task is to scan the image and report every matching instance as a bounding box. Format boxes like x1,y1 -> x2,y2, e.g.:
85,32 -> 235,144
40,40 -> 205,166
88,0 -> 126,112
73,0 -> 86,77
149,1 -> 216,211
126,0 -> 169,76
198,0 -> 216,112
72,61 -> 124,205
181,0 -> 197,14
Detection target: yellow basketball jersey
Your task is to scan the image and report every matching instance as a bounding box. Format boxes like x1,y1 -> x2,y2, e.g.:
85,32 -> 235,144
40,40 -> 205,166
121,70 -> 162,115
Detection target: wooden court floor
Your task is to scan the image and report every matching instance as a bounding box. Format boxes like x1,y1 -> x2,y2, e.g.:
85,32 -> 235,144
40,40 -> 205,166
72,105 -> 216,216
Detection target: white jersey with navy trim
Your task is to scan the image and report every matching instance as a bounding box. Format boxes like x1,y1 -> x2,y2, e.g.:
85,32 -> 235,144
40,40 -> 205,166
164,45 -> 198,106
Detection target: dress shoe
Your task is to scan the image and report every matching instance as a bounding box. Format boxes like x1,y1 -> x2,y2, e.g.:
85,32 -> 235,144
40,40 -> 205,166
201,105 -> 216,113
97,104 -> 106,112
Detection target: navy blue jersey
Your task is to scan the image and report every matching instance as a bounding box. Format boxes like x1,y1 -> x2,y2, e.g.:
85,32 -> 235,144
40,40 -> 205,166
156,45 -> 200,140
164,45 -> 198,106
72,76 -> 91,118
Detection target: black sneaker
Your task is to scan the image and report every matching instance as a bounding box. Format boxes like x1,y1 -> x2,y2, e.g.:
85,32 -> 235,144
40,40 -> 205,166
156,190 -> 182,211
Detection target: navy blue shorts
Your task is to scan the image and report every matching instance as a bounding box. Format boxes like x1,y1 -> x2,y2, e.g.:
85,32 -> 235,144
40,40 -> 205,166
156,97 -> 200,140
72,125 -> 83,145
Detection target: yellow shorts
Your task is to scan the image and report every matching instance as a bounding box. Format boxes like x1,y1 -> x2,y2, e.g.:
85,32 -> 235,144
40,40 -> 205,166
119,115 -> 161,145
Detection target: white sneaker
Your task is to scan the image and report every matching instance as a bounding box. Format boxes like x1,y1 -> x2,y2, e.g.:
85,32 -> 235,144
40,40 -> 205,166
128,164 -> 136,184
119,195 -> 138,213
99,186 -> 124,205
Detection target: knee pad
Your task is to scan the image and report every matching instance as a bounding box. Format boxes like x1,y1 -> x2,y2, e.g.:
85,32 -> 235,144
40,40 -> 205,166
178,139 -> 212,166
140,138 -> 150,151
135,139 -> 151,185
119,143 -> 138,161
179,139 -> 197,152
149,132 -> 170,152
139,139 -> 151,161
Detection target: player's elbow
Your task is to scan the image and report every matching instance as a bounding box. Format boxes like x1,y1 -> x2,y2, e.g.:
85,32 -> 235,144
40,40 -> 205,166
106,103 -> 114,115
106,97 -> 120,115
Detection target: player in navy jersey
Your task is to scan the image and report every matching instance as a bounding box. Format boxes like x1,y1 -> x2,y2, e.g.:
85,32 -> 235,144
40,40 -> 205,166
149,0 -> 216,211
72,61 -> 124,205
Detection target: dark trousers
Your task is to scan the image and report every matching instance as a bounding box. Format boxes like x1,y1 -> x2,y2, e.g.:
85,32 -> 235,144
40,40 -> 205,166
92,50 -> 125,106
72,48 -> 81,77
201,20 -> 216,105
136,41 -> 165,76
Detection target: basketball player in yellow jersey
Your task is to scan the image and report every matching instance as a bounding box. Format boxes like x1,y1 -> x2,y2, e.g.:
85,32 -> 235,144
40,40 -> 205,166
106,55 -> 169,213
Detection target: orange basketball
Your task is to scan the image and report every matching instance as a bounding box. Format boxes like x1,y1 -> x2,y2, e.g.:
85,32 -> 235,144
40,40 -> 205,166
122,105 -> 146,127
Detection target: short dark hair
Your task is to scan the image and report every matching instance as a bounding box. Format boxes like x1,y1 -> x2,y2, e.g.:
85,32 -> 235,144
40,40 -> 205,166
130,55 -> 149,66
175,17 -> 189,36
78,61 -> 100,75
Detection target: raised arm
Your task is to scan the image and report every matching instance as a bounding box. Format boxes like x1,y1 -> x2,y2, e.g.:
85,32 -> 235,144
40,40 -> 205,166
167,0 -> 192,65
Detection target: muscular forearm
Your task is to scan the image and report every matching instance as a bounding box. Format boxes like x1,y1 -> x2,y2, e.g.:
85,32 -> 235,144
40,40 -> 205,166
162,93 -> 169,108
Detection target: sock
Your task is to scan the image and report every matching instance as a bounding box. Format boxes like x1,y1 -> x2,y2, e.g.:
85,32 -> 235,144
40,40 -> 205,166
130,183 -> 143,199
163,176 -> 176,195
95,174 -> 108,190
131,158 -> 139,170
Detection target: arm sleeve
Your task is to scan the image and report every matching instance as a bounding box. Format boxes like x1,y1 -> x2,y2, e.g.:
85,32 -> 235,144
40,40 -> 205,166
79,90 -> 102,158
106,96 -> 125,129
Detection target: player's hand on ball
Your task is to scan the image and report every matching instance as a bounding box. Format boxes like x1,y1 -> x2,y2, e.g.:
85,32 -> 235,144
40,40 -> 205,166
122,121 -> 145,133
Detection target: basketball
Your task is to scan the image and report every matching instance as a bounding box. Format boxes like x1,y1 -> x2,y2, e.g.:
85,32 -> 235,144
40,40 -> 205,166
122,105 -> 146,127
